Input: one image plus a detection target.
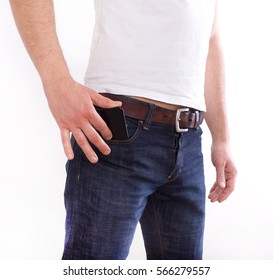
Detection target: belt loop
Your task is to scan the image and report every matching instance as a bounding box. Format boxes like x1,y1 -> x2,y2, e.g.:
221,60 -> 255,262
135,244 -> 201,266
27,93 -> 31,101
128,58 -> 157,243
143,104 -> 156,130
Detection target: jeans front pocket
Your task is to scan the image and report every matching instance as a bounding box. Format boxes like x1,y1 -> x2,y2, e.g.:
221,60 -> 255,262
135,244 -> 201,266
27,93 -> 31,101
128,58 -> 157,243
107,116 -> 143,145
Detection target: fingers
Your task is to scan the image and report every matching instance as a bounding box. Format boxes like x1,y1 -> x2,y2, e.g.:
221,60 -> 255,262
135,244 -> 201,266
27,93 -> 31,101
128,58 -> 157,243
208,182 -> 225,203
218,177 -> 236,202
88,108 -> 113,141
92,91 -> 122,109
62,125 -> 112,164
61,128 -> 74,160
215,163 -> 226,189
208,178 -> 235,203
208,162 -> 236,203
60,118 -> 112,164
81,122 -> 111,156
72,129 -> 100,164
84,92 -> 122,140
208,163 -> 225,202
49,83 -> 121,164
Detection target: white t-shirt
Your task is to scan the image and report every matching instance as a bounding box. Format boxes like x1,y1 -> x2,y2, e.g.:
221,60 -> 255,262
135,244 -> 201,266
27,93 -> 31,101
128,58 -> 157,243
85,0 -> 216,111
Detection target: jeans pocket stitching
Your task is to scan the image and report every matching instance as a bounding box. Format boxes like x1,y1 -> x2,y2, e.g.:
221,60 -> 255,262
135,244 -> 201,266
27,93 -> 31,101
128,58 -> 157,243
107,120 -> 143,145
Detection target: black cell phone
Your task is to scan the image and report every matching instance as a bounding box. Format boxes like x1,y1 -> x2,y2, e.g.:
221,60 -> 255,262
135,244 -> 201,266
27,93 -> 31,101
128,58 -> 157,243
96,107 -> 129,140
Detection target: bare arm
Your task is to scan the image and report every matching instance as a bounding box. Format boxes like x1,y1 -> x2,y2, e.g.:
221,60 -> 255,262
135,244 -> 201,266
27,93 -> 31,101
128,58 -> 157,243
204,1 -> 237,202
9,0 -> 121,163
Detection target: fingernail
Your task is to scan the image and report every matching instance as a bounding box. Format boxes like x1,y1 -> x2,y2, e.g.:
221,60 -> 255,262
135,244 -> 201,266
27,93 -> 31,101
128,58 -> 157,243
90,155 -> 98,163
67,153 -> 74,160
105,134 -> 112,141
104,148 -> 111,155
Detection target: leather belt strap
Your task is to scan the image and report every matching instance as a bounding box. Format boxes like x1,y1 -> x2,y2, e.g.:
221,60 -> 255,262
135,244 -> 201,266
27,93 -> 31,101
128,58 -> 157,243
100,93 -> 204,132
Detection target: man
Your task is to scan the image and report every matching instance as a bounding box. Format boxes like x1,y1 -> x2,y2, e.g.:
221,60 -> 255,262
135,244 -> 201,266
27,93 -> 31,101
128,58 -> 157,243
10,0 -> 237,260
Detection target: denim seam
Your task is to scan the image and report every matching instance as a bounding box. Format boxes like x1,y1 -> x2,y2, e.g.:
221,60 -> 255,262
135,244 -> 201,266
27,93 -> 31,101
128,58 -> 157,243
67,144 -> 82,249
165,133 -> 183,183
150,196 -> 165,259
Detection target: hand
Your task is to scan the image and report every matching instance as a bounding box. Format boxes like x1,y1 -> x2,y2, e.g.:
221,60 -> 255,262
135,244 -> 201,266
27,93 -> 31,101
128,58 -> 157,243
208,142 -> 237,203
44,79 -> 122,163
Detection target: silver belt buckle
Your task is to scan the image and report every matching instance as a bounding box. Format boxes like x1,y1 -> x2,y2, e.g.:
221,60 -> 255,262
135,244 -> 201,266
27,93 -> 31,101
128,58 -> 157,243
194,110 -> 200,128
176,108 -> 189,133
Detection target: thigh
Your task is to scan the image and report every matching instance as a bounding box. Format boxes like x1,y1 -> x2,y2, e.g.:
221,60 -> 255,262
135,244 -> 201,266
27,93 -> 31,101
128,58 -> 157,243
62,119 -> 150,260
140,128 -> 206,260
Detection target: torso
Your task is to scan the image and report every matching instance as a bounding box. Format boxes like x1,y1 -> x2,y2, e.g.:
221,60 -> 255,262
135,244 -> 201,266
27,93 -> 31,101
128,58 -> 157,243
85,0 -> 216,111
131,96 -> 185,110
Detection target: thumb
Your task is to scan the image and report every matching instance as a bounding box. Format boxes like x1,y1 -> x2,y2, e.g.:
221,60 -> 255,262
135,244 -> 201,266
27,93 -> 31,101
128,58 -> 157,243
91,91 -> 122,108
215,164 -> 226,189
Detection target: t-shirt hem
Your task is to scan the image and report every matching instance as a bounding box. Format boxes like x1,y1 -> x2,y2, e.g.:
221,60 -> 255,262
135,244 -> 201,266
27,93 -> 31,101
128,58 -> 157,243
85,83 -> 206,111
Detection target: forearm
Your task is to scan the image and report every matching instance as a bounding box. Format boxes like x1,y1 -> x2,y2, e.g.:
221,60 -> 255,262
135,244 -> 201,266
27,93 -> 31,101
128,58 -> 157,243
9,0 -> 72,89
9,0 -> 122,163
204,35 -> 230,145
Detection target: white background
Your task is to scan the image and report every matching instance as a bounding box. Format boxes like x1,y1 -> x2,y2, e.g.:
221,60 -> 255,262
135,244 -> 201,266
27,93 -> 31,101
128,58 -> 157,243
0,0 -> 272,260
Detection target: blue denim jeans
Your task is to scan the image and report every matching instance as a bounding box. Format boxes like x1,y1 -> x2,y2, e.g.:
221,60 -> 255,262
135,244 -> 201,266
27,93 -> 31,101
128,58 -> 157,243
62,97 -> 206,260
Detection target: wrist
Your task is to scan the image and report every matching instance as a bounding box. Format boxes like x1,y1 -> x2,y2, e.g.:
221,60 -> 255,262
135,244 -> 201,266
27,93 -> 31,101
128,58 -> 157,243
209,125 -> 230,146
41,70 -> 72,91
211,141 -> 231,158
43,76 -> 77,101
34,50 -> 73,89
212,136 -> 230,145
211,139 -> 230,150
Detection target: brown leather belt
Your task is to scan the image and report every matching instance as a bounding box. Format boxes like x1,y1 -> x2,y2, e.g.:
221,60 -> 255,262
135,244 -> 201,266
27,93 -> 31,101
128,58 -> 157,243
100,93 -> 204,132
